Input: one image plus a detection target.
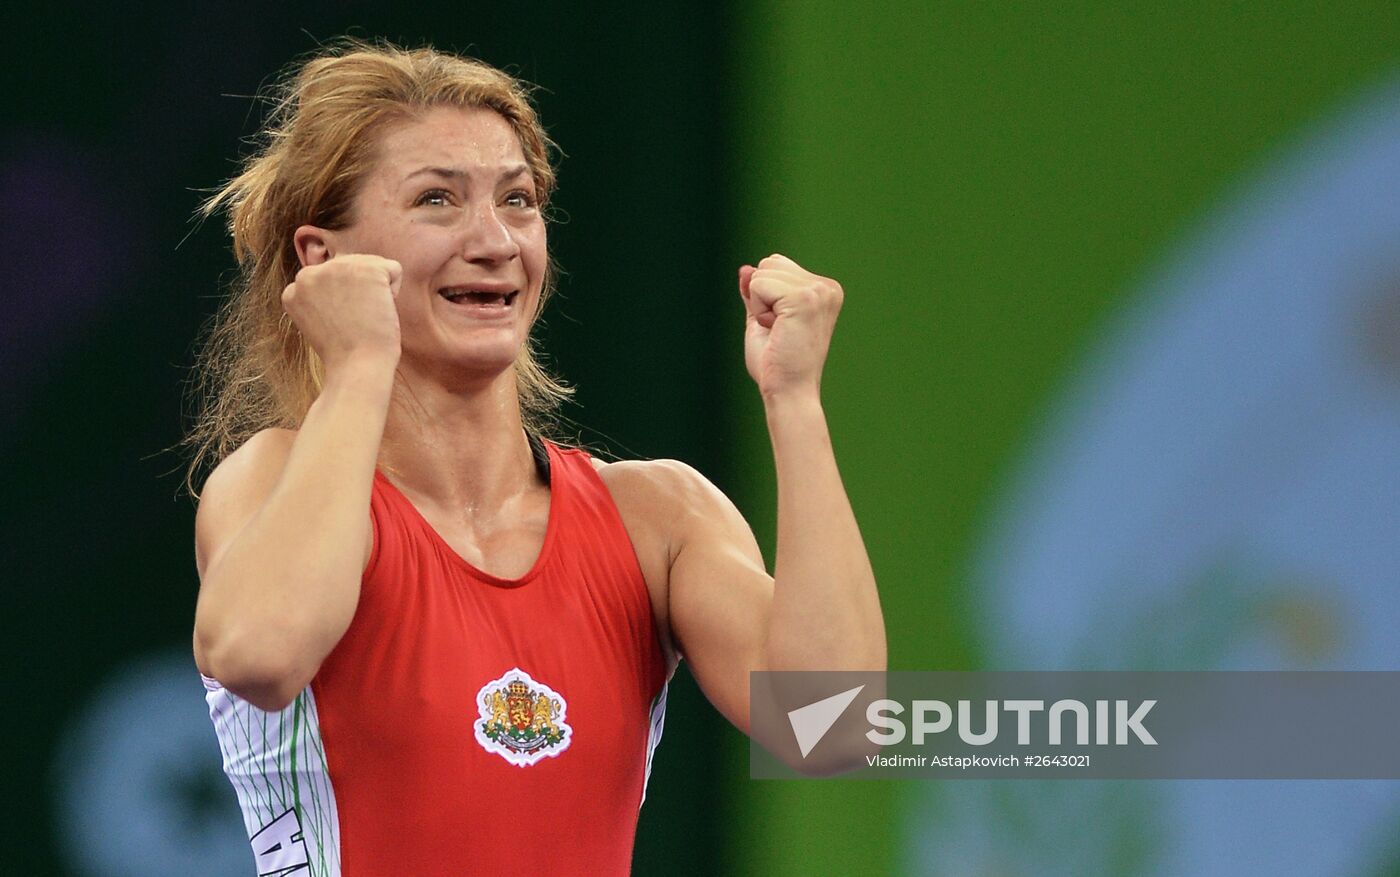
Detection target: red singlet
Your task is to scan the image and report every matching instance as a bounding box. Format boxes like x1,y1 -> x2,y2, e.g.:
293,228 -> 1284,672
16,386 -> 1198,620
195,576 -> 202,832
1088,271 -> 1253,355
204,442 -> 669,877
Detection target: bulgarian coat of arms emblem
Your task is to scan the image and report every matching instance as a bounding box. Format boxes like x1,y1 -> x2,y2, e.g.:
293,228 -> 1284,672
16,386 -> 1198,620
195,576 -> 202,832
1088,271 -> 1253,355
473,668 -> 572,767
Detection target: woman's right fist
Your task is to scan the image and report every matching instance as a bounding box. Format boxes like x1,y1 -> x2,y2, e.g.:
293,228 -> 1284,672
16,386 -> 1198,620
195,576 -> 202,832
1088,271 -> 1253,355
281,254 -> 403,374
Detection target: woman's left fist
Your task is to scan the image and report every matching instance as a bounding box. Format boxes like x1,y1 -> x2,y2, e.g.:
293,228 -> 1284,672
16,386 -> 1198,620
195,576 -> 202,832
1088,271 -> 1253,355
738,253 -> 844,400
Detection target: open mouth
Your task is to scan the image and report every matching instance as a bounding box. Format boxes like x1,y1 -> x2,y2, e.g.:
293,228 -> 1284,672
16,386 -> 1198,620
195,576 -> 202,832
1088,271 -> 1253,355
438,287 -> 520,309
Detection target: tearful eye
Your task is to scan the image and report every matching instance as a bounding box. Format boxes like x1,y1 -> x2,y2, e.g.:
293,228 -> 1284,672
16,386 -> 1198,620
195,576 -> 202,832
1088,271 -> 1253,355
415,188 -> 452,207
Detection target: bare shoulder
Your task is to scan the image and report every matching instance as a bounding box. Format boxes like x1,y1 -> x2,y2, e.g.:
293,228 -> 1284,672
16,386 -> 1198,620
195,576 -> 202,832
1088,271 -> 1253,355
591,456 -> 754,546
590,456 -> 758,671
592,457 -> 742,526
199,428 -> 298,507
195,428 -> 298,578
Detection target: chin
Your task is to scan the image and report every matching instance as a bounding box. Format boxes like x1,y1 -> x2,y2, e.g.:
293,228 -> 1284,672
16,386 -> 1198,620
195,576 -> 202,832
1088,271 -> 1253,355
454,333 -> 525,366
400,340 -> 523,387
453,351 -> 520,377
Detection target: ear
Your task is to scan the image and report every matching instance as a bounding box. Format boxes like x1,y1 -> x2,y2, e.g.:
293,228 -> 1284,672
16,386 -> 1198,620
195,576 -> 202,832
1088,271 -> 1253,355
293,225 -> 338,267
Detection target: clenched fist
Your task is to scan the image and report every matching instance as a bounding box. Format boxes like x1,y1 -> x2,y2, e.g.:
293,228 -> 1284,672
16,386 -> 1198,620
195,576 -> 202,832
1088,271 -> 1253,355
737,253 -> 844,400
282,254 -> 403,376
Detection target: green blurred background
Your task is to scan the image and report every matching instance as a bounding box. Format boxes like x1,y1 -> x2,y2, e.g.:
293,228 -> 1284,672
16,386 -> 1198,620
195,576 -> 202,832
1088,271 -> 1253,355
4,2 -> 1400,875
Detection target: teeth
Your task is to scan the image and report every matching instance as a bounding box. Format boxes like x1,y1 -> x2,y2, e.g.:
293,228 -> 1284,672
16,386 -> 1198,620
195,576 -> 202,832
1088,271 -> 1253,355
439,288 -> 519,304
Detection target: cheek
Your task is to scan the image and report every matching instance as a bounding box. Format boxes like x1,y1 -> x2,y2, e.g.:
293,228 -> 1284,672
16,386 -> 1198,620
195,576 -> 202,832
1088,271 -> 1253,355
392,290 -> 426,329
518,227 -> 548,283
398,228 -> 459,275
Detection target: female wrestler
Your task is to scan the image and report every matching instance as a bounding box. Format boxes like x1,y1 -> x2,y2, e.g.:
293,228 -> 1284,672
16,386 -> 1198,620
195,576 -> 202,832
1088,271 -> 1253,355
189,41 -> 884,875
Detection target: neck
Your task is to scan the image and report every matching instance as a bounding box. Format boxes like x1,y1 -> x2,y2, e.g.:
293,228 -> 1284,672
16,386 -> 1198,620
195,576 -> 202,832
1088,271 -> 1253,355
377,366 -> 540,514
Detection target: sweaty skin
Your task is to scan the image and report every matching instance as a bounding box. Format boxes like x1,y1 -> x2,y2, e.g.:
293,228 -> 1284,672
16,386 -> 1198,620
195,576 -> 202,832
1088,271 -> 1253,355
193,107 -> 886,734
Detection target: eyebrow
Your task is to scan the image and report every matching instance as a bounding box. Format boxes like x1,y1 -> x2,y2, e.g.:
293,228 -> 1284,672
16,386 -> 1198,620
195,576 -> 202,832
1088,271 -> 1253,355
403,164 -> 530,184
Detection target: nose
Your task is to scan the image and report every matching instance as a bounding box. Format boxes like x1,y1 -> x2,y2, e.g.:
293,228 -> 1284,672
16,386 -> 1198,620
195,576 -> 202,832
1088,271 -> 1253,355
460,199 -> 519,264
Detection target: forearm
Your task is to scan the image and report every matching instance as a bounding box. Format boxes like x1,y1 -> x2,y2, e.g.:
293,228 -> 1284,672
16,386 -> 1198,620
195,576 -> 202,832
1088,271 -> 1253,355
762,390 -> 886,672
195,359 -> 395,701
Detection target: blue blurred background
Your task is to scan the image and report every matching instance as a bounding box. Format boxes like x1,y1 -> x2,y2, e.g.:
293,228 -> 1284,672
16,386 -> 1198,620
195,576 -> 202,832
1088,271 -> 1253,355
6,3 -> 1400,874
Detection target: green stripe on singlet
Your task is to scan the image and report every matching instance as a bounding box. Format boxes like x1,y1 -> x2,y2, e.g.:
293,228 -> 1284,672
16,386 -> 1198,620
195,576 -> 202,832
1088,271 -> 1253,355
238,698 -> 275,821
213,709 -> 262,826
290,692 -> 303,821
302,694 -> 336,873
288,691 -> 336,875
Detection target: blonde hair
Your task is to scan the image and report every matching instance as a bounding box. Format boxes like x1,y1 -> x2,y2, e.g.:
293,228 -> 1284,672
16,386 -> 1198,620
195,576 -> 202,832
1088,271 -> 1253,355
184,39 -> 571,495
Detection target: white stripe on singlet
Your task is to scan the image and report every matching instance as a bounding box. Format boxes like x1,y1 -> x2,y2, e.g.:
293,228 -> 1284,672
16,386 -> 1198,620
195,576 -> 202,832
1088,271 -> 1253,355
640,680 -> 669,807
203,676 -> 342,877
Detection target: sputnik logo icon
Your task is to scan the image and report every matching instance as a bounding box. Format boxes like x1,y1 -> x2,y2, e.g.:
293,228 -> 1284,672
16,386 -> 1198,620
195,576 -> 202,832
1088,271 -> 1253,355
786,685 -> 865,758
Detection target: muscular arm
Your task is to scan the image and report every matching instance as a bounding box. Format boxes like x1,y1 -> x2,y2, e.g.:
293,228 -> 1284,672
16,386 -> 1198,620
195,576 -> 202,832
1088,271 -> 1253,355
195,253 -> 402,710
666,254 -> 886,735
761,392 -> 885,674
666,401 -> 885,734
193,358 -> 392,711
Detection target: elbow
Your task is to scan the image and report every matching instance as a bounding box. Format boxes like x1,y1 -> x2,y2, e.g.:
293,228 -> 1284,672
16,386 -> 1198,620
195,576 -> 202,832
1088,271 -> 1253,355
208,652 -> 308,713
230,677 -> 305,714
196,624 -> 312,712
750,672 -> 883,777
781,739 -> 880,777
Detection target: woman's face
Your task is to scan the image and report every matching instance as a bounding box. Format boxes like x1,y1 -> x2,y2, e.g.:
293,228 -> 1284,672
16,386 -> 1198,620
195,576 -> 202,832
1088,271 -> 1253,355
336,105 -> 547,383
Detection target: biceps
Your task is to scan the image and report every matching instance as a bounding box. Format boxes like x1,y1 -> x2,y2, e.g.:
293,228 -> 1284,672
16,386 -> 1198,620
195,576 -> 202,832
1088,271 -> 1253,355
669,534 -> 773,733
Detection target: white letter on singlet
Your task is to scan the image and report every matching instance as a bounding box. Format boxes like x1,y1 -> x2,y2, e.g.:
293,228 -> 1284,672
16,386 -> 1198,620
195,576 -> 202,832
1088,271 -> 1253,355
250,808 -> 310,875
